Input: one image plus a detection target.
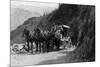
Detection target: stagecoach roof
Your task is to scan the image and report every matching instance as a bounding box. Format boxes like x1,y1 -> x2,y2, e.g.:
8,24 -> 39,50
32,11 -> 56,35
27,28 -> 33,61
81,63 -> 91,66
62,25 -> 70,29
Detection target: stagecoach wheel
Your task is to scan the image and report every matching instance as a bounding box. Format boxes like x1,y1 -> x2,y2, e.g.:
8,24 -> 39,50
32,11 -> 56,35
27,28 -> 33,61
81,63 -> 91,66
63,41 -> 66,49
69,38 -> 72,44
68,38 -> 72,48
20,48 -> 25,53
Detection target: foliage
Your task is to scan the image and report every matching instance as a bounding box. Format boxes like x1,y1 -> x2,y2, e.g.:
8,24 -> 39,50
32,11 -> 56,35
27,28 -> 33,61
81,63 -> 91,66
47,4 -> 95,61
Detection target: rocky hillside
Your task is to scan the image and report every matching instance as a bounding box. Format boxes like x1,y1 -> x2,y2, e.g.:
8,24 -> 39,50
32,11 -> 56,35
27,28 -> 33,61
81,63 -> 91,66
47,4 -> 95,61
10,16 -> 42,45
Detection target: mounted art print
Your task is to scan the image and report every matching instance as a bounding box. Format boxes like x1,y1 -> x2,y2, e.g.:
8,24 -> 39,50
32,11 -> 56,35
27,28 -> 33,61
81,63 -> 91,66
10,0 -> 95,66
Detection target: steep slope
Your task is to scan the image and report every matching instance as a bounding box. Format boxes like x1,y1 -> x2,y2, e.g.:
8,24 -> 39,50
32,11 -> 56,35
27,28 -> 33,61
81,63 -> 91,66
11,8 -> 41,31
47,4 -> 95,61
10,17 -> 42,45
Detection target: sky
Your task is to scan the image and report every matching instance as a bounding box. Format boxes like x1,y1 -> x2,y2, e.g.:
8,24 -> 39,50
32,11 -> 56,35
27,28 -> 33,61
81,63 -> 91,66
11,0 -> 59,15
11,0 -> 59,31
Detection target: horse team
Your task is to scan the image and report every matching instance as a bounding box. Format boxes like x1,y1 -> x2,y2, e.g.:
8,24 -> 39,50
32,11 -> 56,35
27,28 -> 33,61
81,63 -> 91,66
17,25 -> 71,54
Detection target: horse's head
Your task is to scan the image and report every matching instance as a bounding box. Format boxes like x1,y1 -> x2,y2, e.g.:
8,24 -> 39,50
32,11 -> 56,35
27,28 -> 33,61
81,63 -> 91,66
22,28 -> 30,38
34,28 -> 41,34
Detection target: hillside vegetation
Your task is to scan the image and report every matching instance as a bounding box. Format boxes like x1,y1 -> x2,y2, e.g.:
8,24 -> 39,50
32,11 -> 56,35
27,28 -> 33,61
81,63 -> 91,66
10,17 -> 41,44
47,4 -> 95,61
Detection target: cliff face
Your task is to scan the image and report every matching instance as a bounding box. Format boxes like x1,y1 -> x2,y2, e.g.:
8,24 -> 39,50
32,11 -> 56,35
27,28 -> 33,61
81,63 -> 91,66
48,4 -> 95,61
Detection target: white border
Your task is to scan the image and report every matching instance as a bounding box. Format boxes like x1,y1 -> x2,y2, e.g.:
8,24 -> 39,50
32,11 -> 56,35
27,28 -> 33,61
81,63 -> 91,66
0,0 -> 98,67
12,0 -> 96,5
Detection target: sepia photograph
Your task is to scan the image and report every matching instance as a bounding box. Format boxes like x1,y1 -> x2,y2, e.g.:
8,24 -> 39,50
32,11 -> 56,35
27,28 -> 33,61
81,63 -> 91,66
10,0 -> 95,66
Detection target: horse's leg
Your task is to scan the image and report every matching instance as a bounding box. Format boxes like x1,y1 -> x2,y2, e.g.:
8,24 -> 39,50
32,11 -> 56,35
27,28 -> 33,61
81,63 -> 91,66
27,41 -> 30,53
44,41 -> 47,53
46,41 -> 49,52
39,42 -> 42,53
51,40 -> 54,51
35,41 -> 38,53
37,42 -> 39,53
41,41 -> 44,53
29,42 -> 31,53
42,41 -> 45,53
46,41 -> 47,52
47,41 -> 50,52
40,42 -> 42,53
58,40 -> 60,50
30,41 -> 33,54
56,39 -> 60,51
52,39 -> 55,51
49,40 -> 51,52
38,42 -> 40,53
42,41 -> 44,53
43,41 -> 46,53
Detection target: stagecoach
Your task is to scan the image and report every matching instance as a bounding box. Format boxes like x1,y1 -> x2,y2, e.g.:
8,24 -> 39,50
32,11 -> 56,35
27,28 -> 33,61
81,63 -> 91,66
11,24 -> 72,54
57,25 -> 72,49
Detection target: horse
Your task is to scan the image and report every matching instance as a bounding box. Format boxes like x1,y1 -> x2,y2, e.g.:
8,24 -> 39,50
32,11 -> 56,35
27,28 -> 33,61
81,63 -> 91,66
36,29 -> 51,53
22,24 -> 71,54
23,29 -> 37,54
48,26 -> 62,51
23,28 -> 49,53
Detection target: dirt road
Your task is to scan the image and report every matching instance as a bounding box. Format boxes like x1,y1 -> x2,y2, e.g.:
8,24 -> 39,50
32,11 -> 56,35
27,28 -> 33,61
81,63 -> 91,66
11,47 -> 76,66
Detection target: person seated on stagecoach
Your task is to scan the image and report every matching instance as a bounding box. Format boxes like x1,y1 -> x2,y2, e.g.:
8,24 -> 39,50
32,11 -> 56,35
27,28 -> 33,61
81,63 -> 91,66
60,25 -> 70,37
